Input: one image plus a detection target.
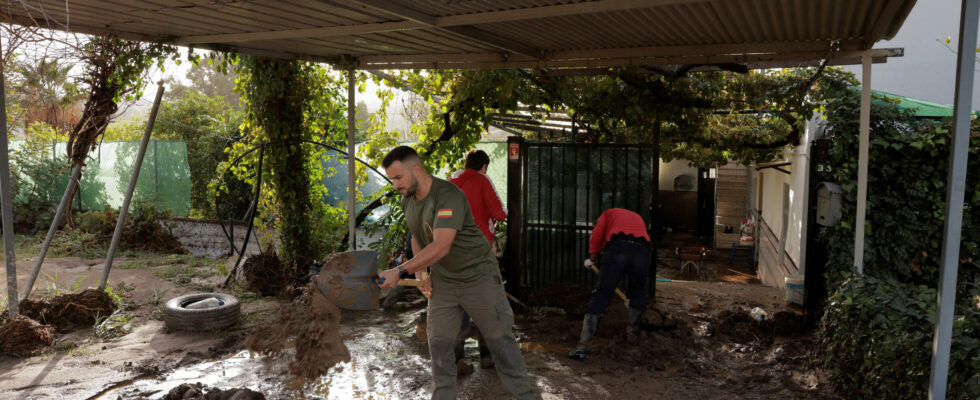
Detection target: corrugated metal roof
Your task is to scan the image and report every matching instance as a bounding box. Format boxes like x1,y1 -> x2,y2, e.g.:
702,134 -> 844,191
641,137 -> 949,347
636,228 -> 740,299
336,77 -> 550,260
0,0 -> 916,69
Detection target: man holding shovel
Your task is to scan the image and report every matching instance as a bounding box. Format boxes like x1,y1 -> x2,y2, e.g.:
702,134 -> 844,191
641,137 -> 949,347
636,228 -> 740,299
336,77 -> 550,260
378,146 -> 536,400
567,208 -> 652,360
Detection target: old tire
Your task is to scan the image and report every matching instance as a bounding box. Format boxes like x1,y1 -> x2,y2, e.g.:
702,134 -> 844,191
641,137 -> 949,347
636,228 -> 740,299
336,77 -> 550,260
164,293 -> 240,331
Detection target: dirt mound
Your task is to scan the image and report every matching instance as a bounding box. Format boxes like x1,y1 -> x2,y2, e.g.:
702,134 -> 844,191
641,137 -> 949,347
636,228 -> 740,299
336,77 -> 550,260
19,289 -> 117,331
123,228 -> 187,254
707,307 -> 808,346
159,383 -> 265,400
242,253 -> 308,297
0,314 -> 54,356
244,282 -> 350,380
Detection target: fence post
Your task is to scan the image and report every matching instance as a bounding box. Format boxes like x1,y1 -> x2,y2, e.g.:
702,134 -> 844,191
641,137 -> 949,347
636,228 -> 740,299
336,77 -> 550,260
506,136 -> 524,297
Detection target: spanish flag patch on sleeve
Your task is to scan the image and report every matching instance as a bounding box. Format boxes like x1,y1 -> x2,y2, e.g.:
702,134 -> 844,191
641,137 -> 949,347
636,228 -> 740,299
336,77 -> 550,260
436,208 -> 453,218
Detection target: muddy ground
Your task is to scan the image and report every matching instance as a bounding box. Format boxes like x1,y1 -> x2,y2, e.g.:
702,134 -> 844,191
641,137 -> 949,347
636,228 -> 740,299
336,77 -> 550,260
0,244 -> 835,399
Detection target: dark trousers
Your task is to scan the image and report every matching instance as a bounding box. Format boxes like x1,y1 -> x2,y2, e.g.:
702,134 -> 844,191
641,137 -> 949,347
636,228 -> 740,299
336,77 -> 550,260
585,239 -> 652,315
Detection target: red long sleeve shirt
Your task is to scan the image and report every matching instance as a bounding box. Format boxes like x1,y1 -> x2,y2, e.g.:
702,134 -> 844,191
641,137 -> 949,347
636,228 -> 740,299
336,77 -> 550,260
589,208 -> 650,253
449,169 -> 507,244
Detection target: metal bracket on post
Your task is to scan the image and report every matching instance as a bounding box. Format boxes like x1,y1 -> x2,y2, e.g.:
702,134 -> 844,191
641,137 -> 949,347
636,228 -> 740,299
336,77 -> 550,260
99,81 -> 166,290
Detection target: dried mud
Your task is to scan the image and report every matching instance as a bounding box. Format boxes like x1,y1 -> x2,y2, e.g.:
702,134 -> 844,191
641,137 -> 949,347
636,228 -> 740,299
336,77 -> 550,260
517,282 -> 835,398
0,314 -> 54,356
19,288 -> 117,331
244,282 -> 350,380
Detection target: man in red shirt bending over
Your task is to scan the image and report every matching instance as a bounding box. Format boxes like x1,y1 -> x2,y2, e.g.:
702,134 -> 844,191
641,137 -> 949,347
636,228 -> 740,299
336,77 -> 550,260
449,149 -> 507,369
567,208 -> 652,360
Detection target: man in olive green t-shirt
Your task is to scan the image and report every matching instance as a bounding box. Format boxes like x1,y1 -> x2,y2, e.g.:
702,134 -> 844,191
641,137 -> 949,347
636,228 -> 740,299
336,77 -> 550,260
378,146 -> 536,400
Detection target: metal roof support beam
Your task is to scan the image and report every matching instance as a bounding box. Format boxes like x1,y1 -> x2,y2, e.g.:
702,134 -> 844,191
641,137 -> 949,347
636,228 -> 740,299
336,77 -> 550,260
347,68 -> 357,251
930,1 -> 978,398
1,38 -> 18,318
358,48 -> 903,70
853,54 -> 871,274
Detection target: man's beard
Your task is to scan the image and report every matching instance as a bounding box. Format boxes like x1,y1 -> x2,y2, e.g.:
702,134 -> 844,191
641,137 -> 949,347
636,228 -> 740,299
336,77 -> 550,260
402,175 -> 419,198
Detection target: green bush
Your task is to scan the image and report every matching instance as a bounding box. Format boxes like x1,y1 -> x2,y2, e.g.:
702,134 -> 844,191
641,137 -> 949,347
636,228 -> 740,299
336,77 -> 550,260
814,75 -> 980,398
9,122 -> 70,233
76,206 -> 118,236
819,274 -> 980,399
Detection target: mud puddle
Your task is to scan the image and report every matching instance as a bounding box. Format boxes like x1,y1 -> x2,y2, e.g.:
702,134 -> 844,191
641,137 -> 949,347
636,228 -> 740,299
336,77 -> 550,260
100,310 -> 432,400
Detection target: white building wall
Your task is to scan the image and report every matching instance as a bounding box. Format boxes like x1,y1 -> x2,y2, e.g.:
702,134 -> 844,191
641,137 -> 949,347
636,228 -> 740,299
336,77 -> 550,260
752,118 -> 820,288
659,159 -> 699,191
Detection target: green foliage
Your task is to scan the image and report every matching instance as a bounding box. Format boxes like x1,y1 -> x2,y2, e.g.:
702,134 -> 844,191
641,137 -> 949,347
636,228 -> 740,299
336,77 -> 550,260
228,56 -> 350,263
102,118 -> 146,141
76,205 -> 118,236
153,91 -> 250,218
365,193 -> 406,270
815,72 -> 980,397
69,36 -> 178,167
819,274 -> 980,399
8,122 -> 70,233
816,82 -> 980,287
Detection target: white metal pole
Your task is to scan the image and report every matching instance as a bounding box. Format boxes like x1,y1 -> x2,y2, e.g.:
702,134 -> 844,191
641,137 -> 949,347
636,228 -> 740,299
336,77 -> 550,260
99,81 -> 165,290
930,1 -> 978,398
347,68 -> 357,251
854,54 -> 871,274
0,39 -> 18,317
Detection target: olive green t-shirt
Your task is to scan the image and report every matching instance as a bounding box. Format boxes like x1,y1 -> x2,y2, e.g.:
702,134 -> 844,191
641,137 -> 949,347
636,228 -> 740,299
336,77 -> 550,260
403,177 -> 499,289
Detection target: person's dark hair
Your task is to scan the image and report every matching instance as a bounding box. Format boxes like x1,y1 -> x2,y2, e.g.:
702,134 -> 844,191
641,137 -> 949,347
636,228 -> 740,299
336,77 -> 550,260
382,146 -> 420,168
464,149 -> 490,171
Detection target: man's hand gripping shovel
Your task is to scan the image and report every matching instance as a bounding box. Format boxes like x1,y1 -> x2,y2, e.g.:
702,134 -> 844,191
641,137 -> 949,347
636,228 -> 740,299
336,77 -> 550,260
377,269 -> 432,298
583,258 -> 629,309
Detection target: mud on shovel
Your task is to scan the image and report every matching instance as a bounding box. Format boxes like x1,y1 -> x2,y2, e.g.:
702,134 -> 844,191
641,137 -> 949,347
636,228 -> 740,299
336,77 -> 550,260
583,259 -> 630,309
316,250 -> 430,310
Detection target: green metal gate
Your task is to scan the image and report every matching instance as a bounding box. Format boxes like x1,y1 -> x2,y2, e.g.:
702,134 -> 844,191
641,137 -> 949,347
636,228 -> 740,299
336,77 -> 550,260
505,137 -> 658,294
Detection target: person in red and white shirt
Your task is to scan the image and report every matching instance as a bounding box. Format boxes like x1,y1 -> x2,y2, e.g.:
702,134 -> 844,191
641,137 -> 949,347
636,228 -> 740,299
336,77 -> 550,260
450,149 -> 507,249
567,208 -> 652,360
449,149 -> 507,369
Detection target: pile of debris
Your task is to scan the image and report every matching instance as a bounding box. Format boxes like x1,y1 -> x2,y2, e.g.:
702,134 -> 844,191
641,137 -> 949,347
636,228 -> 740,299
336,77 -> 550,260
156,383 -> 265,400
20,289 -> 117,331
0,289 -> 118,356
0,315 -> 54,357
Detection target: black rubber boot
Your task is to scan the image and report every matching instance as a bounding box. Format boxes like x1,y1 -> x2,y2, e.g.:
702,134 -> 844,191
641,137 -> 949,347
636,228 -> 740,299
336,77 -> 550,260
566,313 -> 600,360
626,308 -> 643,344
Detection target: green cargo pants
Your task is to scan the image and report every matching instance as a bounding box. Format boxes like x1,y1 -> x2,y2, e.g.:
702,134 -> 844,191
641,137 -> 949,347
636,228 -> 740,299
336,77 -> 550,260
427,275 -> 536,400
